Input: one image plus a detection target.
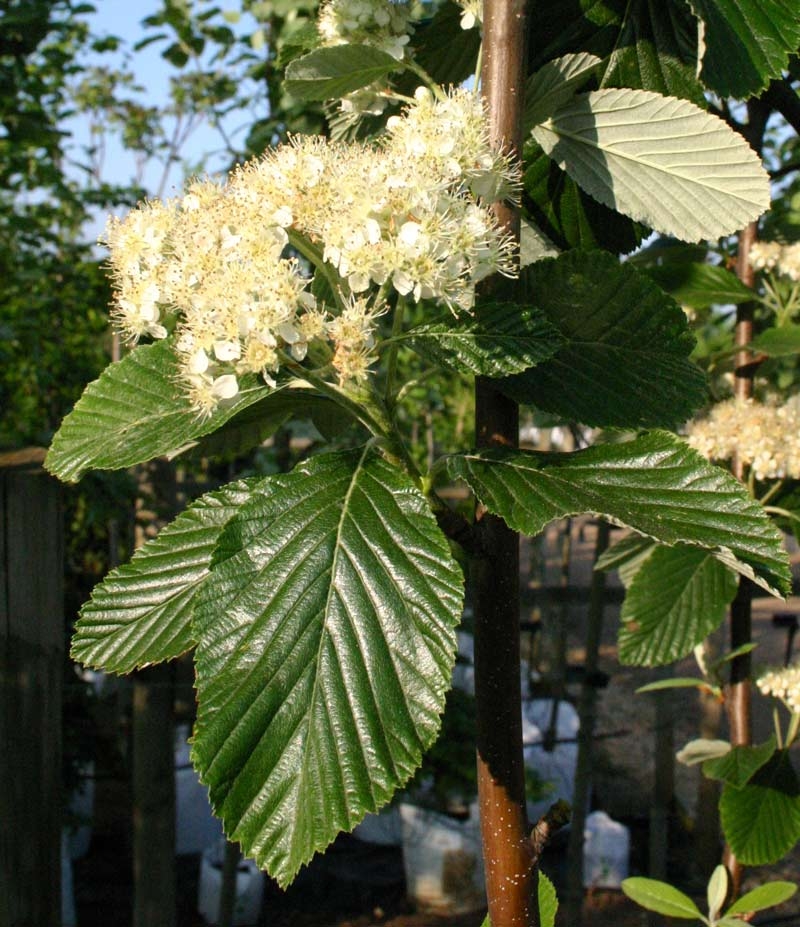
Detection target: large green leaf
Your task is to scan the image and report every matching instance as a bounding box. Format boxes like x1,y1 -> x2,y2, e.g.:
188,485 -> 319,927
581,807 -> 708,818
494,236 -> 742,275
284,45 -> 402,101
720,751 -> 800,865
499,251 -> 707,428
702,738 -> 777,789
191,448 -> 464,886
404,302 -> 564,377
530,0 -> 704,103
45,340 -> 273,482
442,431 -> 790,597
532,89 -> 770,242
690,0 -> 800,98
645,262 -> 754,309
410,0 -> 480,86
523,141 -> 646,254
621,877 -> 703,919
617,545 -> 738,666
70,480 -> 257,674
751,324 -> 800,358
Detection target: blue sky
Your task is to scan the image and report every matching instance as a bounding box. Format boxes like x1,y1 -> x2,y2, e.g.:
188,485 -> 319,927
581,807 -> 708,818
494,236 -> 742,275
68,1 -> 261,214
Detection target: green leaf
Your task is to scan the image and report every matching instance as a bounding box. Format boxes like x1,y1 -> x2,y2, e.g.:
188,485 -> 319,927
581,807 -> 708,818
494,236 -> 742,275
183,390 -> 351,460
690,0 -> 800,99
707,865 -> 728,921
499,251 -> 707,429
676,739 -> 731,765
404,302 -> 565,377
71,480 -> 257,674
726,881 -> 798,916
45,340 -> 273,482
538,871 -> 559,927
751,324 -> 800,357
524,53 -> 602,133
442,432 -> 791,598
410,1 -> 480,86
703,738 -> 777,789
644,263 -> 754,309
637,678 -> 715,694
595,534 -> 656,586
530,0 -> 704,104
191,448 -> 464,886
523,141 -> 646,253
621,877 -> 703,919
720,750 -> 800,865
284,45 -> 401,101
532,89 -> 770,242
617,546 -> 738,666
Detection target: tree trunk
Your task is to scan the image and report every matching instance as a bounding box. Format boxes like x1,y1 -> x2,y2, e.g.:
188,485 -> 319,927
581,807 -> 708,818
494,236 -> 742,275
475,3 -> 534,925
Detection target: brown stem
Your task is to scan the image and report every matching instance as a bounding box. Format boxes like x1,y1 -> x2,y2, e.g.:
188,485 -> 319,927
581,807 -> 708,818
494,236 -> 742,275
475,2 -> 534,925
723,219 -> 759,896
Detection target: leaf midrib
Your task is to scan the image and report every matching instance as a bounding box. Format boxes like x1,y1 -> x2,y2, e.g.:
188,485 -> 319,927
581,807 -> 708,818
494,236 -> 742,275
538,108 -> 764,207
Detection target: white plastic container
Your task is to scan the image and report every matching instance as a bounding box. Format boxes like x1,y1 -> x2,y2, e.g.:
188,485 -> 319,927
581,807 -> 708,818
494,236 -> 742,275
352,806 -> 403,845
175,724 -> 224,855
522,699 -> 579,823
197,839 -> 265,926
582,810 -> 630,888
399,803 -> 485,913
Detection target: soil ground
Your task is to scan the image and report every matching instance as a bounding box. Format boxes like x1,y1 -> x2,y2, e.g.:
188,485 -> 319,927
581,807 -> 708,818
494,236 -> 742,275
72,519 -> 800,927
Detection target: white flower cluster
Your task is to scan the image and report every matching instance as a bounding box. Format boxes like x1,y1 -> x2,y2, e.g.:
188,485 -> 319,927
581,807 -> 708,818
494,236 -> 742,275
757,662 -> 800,713
686,396 -> 800,481
749,240 -> 800,281
102,88 -> 518,414
317,0 -> 412,114
455,0 -> 483,30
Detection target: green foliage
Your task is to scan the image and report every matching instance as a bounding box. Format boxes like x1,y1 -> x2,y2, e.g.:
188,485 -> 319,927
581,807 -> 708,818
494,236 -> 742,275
689,0 -> 800,98
191,448 -> 464,885
624,865 -> 797,925
71,479 -> 259,673
42,0 -> 800,900
719,751 -> 800,865
45,340 -> 277,482
617,546 -> 738,666
500,250 -> 706,428
528,0 -> 704,103
538,871 -> 559,927
284,45 -> 402,100
404,302 -> 564,377
622,877 -> 703,919
644,263 -> 754,310
702,738 -> 777,789
442,432 -> 790,597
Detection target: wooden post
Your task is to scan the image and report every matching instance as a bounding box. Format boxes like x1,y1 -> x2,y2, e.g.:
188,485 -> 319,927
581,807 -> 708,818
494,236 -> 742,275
0,449 -> 64,927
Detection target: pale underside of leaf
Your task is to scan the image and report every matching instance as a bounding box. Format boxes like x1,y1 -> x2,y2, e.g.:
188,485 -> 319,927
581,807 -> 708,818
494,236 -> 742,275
532,89 -> 770,242
71,480 -> 257,674
443,432 -> 790,598
191,448 -> 464,886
